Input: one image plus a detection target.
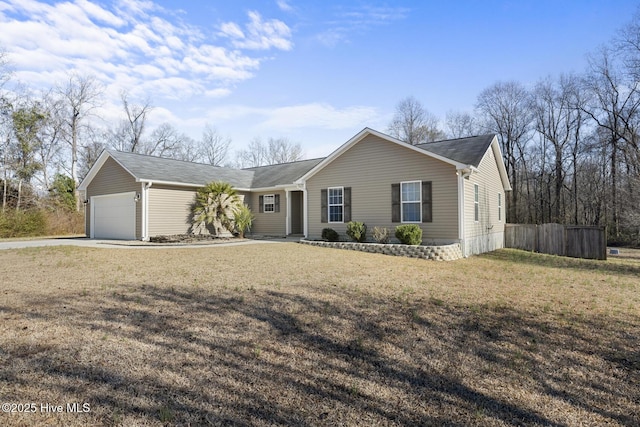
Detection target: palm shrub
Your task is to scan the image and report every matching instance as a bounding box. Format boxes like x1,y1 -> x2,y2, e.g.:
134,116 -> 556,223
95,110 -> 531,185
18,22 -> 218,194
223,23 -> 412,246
192,182 -> 240,235
234,203 -> 254,238
346,221 -> 367,242
395,224 -> 422,245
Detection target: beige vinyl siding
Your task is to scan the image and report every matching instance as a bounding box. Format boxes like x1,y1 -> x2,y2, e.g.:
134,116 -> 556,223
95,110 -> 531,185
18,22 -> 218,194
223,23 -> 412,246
85,157 -> 140,239
306,134 -> 459,242
148,185 -> 197,236
463,140 -> 506,254
148,187 -> 250,237
248,190 -> 286,235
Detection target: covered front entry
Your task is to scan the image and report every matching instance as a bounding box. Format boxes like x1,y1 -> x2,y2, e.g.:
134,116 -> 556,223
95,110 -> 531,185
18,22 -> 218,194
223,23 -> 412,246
289,190 -> 304,235
91,192 -> 136,240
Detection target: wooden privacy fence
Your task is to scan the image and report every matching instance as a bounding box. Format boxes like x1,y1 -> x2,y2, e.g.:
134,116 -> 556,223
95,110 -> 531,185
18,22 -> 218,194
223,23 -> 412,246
504,223 -> 607,260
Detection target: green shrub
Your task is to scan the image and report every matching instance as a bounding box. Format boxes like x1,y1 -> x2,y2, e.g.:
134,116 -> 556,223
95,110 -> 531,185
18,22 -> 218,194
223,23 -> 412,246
395,224 -> 422,245
49,173 -> 77,211
0,210 -> 47,238
372,226 -> 390,244
346,221 -> 367,242
321,228 -> 339,242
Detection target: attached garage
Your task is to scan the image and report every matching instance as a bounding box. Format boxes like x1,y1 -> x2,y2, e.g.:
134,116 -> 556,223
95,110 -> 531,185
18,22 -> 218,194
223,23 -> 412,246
91,192 -> 136,240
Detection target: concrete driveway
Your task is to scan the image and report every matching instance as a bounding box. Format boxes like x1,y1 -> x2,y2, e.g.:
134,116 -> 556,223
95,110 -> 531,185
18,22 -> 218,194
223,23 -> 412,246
0,237 -> 290,250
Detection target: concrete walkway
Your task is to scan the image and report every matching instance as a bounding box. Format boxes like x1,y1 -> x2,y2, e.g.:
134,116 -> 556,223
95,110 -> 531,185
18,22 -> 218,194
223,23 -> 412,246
0,237 -> 293,251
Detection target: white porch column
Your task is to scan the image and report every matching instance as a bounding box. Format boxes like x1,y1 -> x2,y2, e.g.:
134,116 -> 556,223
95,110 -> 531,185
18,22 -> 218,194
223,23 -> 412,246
285,189 -> 291,235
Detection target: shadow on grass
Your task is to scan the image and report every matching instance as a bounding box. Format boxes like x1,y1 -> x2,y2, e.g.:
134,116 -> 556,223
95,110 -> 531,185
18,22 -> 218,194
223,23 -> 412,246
482,248 -> 640,277
2,283 -> 639,426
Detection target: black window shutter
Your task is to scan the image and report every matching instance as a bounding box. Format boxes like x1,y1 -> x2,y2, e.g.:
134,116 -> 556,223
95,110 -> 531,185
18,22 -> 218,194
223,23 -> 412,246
259,195 -> 264,213
422,181 -> 432,223
391,183 -> 400,222
343,187 -> 351,222
321,189 -> 328,223
274,194 -> 280,212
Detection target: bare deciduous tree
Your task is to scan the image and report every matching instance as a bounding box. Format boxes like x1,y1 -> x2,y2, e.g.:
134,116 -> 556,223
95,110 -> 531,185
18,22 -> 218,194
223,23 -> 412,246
531,74 -> 584,223
148,123 -> 186,158
445,110 -> 480,138
476,81 -> 533,223
388,96 -> 445,144
36,91 -> 65,190
200,124 -> 231,166
580,47 -> 640,236
119,91 -> 153,153
57,73 -> 102,210
235,137 -> 303,168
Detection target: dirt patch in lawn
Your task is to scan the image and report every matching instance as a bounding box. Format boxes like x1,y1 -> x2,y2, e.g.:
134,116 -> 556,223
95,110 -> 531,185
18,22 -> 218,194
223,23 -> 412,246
0,244 -> 638,426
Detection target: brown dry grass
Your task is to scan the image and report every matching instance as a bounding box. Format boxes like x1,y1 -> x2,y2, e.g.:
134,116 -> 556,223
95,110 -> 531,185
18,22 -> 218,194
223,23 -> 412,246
0,244 -> 638,426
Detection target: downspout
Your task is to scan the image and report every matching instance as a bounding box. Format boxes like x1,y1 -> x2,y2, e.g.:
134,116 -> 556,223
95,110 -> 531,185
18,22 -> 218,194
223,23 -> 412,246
300,182 -> 308,238
457,168 -> 472,257
141,181 -> 152,241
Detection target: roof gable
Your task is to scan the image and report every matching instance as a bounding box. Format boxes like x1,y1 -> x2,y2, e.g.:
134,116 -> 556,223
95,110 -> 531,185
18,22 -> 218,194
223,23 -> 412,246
297,128 -> 474,183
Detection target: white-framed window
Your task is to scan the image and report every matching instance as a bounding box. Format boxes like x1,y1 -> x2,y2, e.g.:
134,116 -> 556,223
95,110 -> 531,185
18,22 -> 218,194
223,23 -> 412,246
498,193 -> 502,222
401,181 -> 421,223
328,187 -> 343,223
474,184 -> 479,222
263,194 -> 275,213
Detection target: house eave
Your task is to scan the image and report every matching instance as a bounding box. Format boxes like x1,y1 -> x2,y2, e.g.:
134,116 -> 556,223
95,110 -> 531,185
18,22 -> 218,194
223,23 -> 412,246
136,178 -> 251,192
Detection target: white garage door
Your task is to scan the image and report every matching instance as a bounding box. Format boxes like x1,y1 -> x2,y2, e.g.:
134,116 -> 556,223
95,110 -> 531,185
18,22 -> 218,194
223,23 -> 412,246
92,192 -> 136,240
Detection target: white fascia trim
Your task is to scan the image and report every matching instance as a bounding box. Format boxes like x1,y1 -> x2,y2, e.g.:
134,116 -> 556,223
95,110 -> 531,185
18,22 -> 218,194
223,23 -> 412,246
296,127 -> 467,184
77,150 -> 109,191
136,178 -> 251,192
490,136 -> 512,191
249,184 -> 297,192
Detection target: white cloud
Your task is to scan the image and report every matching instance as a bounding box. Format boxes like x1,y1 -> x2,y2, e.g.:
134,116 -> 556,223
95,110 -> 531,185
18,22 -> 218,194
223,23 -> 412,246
0,0 -> 291,109
219,22 -> 244,39
316,4 -> 409,47
276,0 -> 294,13
203,102 -> 379,131
220,11 -> 292,51
261,103 -> 378,130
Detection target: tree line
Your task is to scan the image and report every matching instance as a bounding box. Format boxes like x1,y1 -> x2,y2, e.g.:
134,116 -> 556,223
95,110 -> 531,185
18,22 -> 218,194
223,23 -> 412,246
387,14 -> 640,245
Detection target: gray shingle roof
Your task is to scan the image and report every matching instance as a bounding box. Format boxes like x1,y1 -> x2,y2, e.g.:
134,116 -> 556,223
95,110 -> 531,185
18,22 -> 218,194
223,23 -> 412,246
104,133 -> 495,189
244,158 -> 325,188
107,150 -> 324,189
108,150 -> 255,188
415,134 -> 496,167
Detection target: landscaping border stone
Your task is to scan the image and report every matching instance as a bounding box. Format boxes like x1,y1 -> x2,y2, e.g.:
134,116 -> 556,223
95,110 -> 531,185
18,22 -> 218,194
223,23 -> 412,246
299,239 -> 463,261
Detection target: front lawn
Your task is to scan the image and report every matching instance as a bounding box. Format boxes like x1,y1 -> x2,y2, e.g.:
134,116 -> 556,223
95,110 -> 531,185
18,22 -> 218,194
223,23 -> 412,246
0,244 -> 638,426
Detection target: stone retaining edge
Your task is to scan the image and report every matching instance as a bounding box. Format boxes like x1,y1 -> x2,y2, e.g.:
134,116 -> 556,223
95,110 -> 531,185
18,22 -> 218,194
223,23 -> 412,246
299,239 -> 463,261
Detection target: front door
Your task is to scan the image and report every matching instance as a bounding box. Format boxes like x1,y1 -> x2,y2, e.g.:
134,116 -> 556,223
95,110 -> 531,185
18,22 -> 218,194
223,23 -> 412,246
289,191 -> 304,235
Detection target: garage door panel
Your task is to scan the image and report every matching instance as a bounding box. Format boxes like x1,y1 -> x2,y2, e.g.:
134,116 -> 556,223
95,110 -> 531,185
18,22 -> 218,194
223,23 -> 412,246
92,192 -> 136,239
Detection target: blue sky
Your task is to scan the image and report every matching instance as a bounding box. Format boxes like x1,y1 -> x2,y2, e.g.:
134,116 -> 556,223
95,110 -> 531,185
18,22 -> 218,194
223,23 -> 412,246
0,0 -> 637,159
